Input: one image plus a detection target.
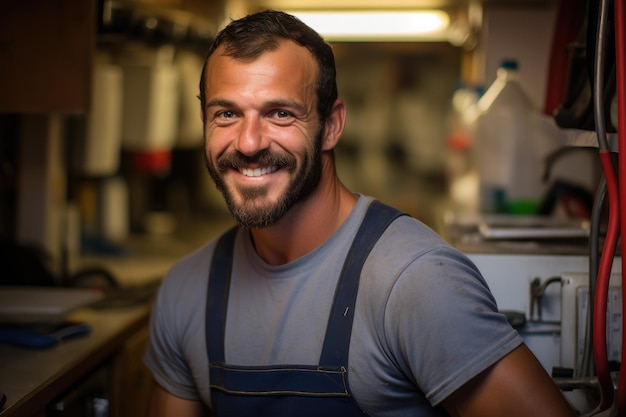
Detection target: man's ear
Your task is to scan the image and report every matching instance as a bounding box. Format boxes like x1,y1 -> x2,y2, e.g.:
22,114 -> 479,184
321,98 -> 346,151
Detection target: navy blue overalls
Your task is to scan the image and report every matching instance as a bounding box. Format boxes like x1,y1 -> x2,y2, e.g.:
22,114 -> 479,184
206,201 -> 405,416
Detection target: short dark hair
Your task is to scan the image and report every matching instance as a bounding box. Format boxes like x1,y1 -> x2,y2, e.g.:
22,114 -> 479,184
198,10 -> 338,124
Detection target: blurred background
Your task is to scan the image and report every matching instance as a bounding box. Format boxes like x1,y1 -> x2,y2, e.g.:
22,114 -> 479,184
0,0 -> 589,278
2,2 -> 616,414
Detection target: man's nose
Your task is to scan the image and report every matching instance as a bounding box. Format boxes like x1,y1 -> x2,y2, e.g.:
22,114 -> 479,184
235,116 -> 268,157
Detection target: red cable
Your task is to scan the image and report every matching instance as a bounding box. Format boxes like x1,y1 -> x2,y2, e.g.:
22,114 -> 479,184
595,151 -> 619,411
615,0 -> 626,413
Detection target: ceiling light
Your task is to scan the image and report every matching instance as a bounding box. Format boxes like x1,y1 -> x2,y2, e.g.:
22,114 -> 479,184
290,10 -> 450,42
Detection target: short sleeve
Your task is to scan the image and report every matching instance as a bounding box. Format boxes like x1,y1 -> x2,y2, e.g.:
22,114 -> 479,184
143,243 -> 216,402
383,246 -> 522,405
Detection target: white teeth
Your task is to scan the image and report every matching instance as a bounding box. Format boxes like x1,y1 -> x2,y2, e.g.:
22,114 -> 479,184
240,166 -> 278,177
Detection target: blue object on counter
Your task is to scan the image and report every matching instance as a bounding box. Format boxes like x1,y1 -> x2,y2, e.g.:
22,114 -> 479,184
0,321 -> 91,348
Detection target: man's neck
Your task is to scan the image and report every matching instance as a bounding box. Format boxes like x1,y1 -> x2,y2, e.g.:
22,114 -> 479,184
248,180 -> 357,266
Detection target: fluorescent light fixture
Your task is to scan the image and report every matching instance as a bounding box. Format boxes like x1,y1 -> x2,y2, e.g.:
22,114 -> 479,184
290,10 -> 450,41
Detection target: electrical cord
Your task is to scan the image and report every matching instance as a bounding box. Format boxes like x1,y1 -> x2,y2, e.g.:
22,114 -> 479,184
590,0 -> 620,413
530,276 -> 562,321
614,0 -> 626,413
579,175 -> 607,379
594,0 -> 612,153
593,151 -> 620,413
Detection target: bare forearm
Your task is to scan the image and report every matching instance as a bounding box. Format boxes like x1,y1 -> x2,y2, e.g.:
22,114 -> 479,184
443,345 -> 576,417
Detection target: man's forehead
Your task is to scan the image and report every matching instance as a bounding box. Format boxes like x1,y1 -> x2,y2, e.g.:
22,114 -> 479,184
206,40 -> 318,80
211,39 -> 313,63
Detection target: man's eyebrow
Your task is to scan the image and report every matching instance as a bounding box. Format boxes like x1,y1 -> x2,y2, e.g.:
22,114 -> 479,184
205,99 -> 235,110
265,99 -> 307,114
206,98 -> 308,115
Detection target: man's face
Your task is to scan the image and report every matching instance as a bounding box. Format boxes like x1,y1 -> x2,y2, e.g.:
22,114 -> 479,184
202,40 -> 323,228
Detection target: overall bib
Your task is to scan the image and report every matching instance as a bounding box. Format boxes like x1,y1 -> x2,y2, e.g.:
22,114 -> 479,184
206,201 -> 405,417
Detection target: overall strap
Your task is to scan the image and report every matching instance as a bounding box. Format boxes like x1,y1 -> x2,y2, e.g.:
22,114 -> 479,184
206,201 -> 406,366
206,226 -> 238,363
319,200 -> 406,368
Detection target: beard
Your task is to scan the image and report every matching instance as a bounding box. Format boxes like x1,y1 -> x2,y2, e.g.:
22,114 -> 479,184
205,130 -> 323,229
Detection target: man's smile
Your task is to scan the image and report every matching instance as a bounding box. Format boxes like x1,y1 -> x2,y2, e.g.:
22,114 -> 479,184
239,166 -> 279,177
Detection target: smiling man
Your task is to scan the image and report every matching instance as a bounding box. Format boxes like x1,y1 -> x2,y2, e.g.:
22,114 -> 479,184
143,10 -> 576,417
203,39 -> 325,230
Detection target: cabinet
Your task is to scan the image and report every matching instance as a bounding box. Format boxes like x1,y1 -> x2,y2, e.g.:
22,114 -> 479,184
44,326 -> 151,417
0,0 -> 95,113
0,305 -> 152,417
110,325 -> 152,417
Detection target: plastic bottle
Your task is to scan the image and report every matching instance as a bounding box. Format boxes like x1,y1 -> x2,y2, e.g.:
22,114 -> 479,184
446,83 -> 482,178
445,83 -> 483,212
471,59 -> 548,214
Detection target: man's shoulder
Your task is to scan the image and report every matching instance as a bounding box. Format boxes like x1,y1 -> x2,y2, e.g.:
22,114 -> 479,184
378,213 -> 449,252
161,235 -> 223,291
362,213 -> 477,286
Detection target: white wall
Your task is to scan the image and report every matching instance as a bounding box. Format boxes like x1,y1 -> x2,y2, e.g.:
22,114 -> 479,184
477,5 -> 558,110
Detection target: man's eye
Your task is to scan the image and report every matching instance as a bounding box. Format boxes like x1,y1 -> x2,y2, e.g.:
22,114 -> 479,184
273,110 -> 295,119
219,110 -> 236,119
211,110 -> 238,126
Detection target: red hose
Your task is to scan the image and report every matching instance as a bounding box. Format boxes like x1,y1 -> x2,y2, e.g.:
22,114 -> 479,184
595,151 -> 619,411
615,0 -> 626,413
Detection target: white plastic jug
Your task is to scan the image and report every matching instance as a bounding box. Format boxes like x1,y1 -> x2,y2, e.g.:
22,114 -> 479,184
471,59 -> 549,214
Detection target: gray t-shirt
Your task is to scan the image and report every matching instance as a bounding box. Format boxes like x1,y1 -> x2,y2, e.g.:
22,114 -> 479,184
144,195 -> 522,416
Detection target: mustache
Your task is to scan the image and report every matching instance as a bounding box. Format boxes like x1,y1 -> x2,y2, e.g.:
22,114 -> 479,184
217,150 -> 297,171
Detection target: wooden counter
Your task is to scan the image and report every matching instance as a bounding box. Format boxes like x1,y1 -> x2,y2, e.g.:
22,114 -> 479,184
0,219 -> 231,416
0,304 -> 152,417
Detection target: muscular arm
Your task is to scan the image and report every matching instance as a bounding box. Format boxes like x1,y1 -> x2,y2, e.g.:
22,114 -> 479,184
442,344 -> 576,417
148,382 -> 208,417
